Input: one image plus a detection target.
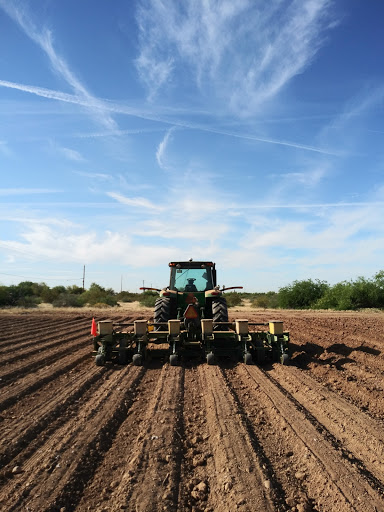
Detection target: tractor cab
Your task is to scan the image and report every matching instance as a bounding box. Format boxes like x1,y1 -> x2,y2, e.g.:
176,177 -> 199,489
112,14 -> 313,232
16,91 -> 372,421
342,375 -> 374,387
169,261 -> 216,292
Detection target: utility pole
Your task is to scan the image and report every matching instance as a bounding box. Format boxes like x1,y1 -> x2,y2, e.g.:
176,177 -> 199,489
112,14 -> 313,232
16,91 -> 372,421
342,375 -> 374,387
82,265 -> 85,291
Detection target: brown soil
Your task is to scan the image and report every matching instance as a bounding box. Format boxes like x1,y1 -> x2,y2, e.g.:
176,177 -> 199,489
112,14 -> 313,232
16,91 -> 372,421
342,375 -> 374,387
0,306 -> 384,511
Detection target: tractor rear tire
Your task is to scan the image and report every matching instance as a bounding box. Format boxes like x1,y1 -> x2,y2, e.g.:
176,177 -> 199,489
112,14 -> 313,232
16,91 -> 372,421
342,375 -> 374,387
154,297 -> 175,331
212,296 -> 229,330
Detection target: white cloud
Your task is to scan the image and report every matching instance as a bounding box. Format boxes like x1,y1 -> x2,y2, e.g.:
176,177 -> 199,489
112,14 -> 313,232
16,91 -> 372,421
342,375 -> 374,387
57,146 -> 85,162
0,2 -> 117,130
156,127 -> 176,170
107,191 -> 162,210
73,171 -> 113,181
135,0 -> 335,115
0,224 -> 175,267
1,193 -> 384,290
131,218 -> 229,241
279,165 -> 328,187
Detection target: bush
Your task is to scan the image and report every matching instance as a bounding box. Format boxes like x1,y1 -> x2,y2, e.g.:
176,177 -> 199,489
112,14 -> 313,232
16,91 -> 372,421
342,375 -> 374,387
224,292 -> 243,308
16,296 -> 40,308
116,291 -> 139,303
313,275 -> 384,310
139,291 -> 158,308
251,291 -> 279,309
39,285 -> 67,303
92,302 -> 113,308
251,296 -> 269,309
81,283 -> 118,306
52,293 -> 84,308
66,285 -> 84,295
278,279 -> 329,309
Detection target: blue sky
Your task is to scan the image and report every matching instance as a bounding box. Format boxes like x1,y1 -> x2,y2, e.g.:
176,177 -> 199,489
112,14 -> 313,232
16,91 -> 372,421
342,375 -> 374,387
1,0 -> 384,293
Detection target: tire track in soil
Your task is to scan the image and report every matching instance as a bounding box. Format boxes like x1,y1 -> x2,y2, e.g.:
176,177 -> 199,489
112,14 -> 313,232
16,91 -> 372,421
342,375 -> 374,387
197,365 -> 276,512
0,332 -> 90,386
108,364 -> 184,512
0,362 -> 105,468
287,314 -> 384,350
0,315 -> 85,339
177,364 -> 213,512
0,347 -> 90,411
0,316 -> 64,338
74,363 -> 178,511
0,323 -> 90,366
231,364 -> 384,512
0,318 -> 89,355
292,347 -> 384,419
0,365 -> 145,512
268,313 -> 384,420
268,363 -> 384,486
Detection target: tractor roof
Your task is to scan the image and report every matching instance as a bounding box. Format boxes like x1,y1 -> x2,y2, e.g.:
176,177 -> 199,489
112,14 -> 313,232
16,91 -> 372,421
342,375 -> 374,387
168,261 -> 214,268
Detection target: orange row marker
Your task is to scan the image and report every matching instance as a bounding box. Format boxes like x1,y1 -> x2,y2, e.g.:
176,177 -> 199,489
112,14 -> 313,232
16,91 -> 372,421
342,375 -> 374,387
91,317 -> 97,336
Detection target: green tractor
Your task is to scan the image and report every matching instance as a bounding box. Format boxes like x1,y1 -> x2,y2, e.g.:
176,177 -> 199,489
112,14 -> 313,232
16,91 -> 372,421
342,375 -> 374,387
91,260 -> 290,366
142,260 -> 242,334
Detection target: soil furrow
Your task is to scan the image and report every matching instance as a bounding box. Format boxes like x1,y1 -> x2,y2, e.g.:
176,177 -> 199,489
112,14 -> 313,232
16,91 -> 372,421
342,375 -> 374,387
0,308 -> 383,512
0,334 -> 90,385
0,317 -> 87,342
177,364 -> 213,512
0,363 -> 105,467
0,347 -> 90,410
0,319 -> 90,355
237,364 -> 384,511
74,363 -> 168,511
197,364 -> 276,512
0,324 -> 90,366
0,365 -> 144,512
268,363 -> 384,485
111,363 -> 184,512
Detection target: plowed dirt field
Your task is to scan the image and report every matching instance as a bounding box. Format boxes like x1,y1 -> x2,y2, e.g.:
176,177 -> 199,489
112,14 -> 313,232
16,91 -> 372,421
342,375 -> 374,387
1,306 -> 384,512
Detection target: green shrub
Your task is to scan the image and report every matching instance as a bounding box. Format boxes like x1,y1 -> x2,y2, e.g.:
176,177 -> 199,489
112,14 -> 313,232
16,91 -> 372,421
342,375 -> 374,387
66,285 -> 84,295
0,286 -> 9,306
80,283 -> 118,306
18,297 -> 40,308
52,293 -> 84,308
250,291 -> 279,309
139,291 -> 158,308
224,292 -> 243,308
251,296 -> 269,309
278,279 -> 329,309
116,291 -> 139,302
313,275 -> 384,310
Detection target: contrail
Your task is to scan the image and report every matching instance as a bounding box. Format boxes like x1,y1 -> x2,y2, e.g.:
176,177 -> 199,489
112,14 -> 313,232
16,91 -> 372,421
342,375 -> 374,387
0,78 -> 337,155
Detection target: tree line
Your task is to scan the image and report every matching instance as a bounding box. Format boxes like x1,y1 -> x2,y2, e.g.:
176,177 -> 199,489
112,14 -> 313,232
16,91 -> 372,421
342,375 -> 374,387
1,271 -> 384,310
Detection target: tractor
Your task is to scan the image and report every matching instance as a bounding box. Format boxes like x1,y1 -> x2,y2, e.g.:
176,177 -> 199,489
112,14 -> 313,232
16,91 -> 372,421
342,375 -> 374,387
91,260 -> 290,366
